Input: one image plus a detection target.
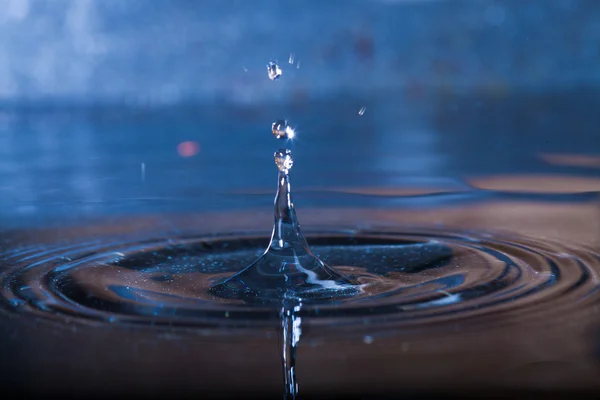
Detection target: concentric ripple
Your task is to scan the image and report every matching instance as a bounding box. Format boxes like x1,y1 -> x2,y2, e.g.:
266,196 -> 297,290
2,226 -> 599,330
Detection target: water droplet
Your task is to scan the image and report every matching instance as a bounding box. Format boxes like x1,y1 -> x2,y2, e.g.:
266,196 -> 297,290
272,120 -> 295,139
358,106 -> 366,116
363,335 -> 374,344
267,61 -> 282,80
288,53 -> 295,64
274,148 -> 294,173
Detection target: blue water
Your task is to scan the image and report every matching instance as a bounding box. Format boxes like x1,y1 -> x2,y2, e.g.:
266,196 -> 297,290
1,88 -> 598,228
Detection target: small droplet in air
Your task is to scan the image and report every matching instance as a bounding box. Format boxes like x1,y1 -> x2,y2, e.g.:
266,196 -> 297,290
274,148 -> 294,173
288,53 -> 295,64
272,120 -> 295,139
358,106 -> 366,116
267,61 -> 282,80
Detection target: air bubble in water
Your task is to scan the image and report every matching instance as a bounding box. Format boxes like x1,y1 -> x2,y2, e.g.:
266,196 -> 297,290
272,120 -> 295,139
267,61 -> 282,80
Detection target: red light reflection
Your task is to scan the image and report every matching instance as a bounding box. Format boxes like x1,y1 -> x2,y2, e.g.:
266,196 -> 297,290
177,141 -> 200,157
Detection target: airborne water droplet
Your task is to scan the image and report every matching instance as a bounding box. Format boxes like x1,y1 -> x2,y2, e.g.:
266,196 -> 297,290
267,61 -> 282,81
358,106 -> 366,116
272,120 -> 295,140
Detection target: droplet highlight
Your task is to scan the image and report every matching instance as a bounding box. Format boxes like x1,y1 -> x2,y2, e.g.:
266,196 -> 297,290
272,120 -> 295,140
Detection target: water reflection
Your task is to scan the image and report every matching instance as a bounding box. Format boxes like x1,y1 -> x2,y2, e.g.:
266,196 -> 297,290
0,89 -> 598,227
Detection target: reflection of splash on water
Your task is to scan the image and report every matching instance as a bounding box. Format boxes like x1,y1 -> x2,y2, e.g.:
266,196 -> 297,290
281,299 -> 302,400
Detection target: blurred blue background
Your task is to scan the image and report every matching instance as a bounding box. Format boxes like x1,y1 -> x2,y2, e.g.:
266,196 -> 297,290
0,0 -> 599,227
1,0 -> 599,102
0,0 -> 600,104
